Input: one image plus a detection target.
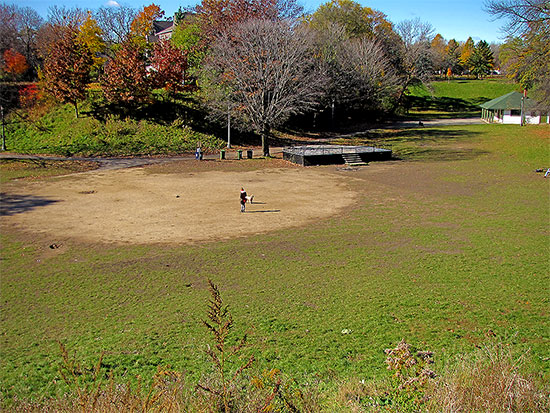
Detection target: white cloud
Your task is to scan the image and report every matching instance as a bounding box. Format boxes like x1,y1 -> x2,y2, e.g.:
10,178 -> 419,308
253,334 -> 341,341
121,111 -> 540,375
106,0 -> 120,7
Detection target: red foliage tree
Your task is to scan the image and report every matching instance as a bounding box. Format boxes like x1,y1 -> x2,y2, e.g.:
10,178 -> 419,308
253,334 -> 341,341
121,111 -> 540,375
3,49 -> 29,77
150,40 -> 188,93
19,83 -> 41,108
41,29 -> 93,118
101,40 -> 150,107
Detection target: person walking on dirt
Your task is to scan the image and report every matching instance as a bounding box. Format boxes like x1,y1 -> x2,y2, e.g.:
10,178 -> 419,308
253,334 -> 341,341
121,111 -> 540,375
240,188 -> 247,213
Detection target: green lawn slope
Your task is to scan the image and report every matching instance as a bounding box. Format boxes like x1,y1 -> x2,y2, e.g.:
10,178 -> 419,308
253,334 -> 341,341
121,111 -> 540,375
407,78 -> 520,119
5,102 -> 224,156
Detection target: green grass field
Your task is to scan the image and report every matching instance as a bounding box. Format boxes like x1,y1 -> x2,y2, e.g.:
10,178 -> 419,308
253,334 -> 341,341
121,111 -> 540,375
406,78 -> 520,119
1,122 -> 548,405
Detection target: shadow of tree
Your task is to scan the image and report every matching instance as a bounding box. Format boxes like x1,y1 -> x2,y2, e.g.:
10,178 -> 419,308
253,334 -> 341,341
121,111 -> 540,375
336,127 -> 479,144
405,95 -> 489,119
392,147 -> 490,162
0,193 -> 60,216
331,128 -> 487,162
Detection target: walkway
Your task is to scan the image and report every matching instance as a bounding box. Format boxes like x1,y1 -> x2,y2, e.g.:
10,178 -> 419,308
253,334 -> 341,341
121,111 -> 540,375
0,148 -> 285,171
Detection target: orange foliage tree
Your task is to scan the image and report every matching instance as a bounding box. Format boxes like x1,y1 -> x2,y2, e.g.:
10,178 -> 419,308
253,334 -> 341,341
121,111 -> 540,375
3,49 -> 29,77
130,3 -> 164,43
41,29 -> 93,118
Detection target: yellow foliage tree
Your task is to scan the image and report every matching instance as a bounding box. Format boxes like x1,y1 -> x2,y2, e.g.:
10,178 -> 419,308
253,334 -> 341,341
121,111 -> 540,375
431,33 -> 446,74
77,12 -> 105,72
460,37 -> 475,71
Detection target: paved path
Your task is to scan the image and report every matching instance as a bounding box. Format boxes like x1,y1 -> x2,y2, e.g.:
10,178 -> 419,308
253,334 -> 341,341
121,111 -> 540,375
0,118 -> 477,170
0,148 -> 285,171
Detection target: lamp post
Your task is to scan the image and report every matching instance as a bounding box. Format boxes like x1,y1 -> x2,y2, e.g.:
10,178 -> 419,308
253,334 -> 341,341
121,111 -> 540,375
227,103 -> 231,148
520,89 -> 526,126
1,105 -> 5,151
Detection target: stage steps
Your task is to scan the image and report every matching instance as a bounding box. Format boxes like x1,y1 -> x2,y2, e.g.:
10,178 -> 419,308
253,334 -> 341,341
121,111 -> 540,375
342,153 -> 367,166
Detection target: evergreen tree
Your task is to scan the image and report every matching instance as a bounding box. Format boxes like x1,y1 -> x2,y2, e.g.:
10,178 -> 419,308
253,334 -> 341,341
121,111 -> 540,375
445,39 -> 462,74
469,40 -> 494,78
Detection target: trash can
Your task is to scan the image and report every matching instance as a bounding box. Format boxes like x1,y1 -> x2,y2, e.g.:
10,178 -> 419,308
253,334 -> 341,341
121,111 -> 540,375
220,149 -> 225,160
247,149 -> 253,159
237,149 -> 242,160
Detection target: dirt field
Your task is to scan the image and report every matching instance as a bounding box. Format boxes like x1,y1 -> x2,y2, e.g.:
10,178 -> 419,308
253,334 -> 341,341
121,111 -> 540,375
1,161 -> 358,244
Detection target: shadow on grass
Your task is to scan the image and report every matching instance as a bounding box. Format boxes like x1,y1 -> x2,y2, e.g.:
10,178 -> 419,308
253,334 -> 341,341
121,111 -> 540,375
334,128 -> 488,162
392,147 -> 490,162
0,193 -> 60,216
406,96 -> 490,119
338,127 -> 478,143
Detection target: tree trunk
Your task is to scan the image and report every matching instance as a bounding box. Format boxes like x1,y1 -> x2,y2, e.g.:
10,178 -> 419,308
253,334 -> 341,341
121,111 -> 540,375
261,125 -> 270,157
74,102 -> 79,119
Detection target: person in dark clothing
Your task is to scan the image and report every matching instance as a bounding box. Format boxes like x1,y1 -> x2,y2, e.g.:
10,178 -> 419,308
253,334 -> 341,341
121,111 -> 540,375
240,188 -> 247,213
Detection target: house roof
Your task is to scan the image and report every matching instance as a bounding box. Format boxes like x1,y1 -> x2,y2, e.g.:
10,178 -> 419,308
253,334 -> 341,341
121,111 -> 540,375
156,25 -> 173,36
480,91 -> 536,110
153,20 -> 173,33
147,20 -> 174,42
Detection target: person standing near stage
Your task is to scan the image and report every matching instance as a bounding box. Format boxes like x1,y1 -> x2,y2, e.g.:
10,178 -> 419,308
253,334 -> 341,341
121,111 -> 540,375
240,188 -> 247,213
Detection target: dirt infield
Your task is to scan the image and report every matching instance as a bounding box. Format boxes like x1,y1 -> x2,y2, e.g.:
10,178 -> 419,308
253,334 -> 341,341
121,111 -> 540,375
1,163 -> 357,244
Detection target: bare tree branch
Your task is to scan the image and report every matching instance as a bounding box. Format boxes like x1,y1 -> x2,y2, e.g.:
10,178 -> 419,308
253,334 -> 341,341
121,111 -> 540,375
203,19 -> 326,156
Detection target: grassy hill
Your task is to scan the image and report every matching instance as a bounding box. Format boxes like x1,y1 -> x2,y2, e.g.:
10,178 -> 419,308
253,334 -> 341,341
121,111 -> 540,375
4,100 -> 225,156
406,78 -> 520,119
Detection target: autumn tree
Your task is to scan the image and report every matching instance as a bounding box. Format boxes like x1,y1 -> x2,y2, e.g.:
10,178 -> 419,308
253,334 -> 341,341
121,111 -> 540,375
430,33 -> 447,75
485,0 -> 550,36
0,3 -> 19,53
130,3 -> 164,46
41,28 -> 93,118
203,19 -> 325,156
171,19 -> 204,76
490,42 -> 501,69
307,0 -> 392,39
340,36 -> 401,109
101,39 -> 150,109
469,40 -> 494,78
307,0 -> 400,120
0,4 -> 43,77
459,37 -> 475,72
486,0 -> 550,109
77,12 -> 105,74
36,6 -> 86,59
2,49 -> 28,78
193,0 -> 303,42
150,39 -> 187,93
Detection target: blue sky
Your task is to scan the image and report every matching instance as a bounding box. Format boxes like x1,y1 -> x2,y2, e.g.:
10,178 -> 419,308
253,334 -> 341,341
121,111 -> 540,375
10,0 -> 507,43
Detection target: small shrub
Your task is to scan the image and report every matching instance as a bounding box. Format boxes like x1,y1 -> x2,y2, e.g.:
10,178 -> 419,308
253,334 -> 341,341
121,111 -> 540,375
427,341 -> 550,412
196,279 -> 255,412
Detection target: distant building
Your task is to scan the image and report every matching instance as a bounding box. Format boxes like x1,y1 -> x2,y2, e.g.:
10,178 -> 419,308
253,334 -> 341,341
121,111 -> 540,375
480,91 -> 549,124
147,20 -> 174,43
